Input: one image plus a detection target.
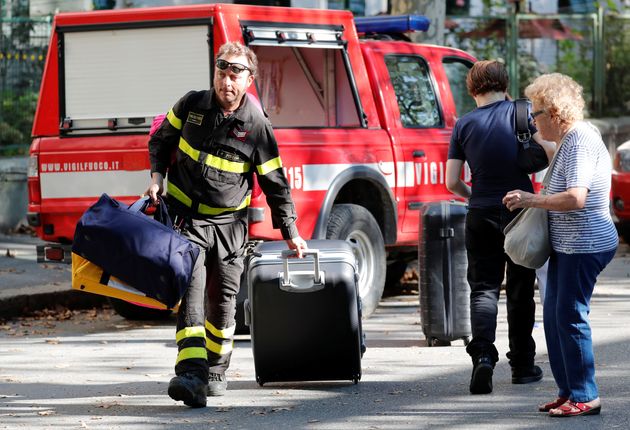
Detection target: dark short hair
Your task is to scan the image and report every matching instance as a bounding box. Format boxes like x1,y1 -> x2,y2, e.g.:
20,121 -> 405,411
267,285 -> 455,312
216,41 -> 258,76
466,60 -> 508,97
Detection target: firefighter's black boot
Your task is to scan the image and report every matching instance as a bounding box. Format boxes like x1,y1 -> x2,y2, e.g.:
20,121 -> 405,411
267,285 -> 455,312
168,373 -> 207,408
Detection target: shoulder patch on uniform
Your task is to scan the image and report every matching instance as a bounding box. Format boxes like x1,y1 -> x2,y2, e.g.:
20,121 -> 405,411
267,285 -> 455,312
186,112 -> 204,126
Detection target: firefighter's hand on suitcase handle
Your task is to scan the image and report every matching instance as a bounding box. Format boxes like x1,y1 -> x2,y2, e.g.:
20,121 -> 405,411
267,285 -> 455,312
285,235 -> 307,259
280,249 -> 325,292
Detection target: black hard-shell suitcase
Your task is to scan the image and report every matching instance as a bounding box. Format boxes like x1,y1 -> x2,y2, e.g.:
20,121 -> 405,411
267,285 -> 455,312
418,201 -> 471,347
245,240 -> 362,386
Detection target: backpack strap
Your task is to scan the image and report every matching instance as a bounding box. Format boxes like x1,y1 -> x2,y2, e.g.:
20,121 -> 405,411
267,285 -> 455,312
514,98 -> 531,148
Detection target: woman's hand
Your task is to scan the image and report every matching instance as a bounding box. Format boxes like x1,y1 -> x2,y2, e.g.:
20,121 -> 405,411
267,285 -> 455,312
503,189 -> 535,211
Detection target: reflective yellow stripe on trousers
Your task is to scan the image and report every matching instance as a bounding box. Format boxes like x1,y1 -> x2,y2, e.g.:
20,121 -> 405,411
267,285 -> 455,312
205,320 -> 235,356
167,182 -> 251,216
175,326 -> 207,364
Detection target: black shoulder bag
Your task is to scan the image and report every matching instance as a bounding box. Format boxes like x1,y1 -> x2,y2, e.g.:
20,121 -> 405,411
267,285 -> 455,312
514,98 -> 549,174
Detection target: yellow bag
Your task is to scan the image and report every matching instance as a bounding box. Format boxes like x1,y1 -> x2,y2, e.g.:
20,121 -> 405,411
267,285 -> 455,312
71,252 -> 172,310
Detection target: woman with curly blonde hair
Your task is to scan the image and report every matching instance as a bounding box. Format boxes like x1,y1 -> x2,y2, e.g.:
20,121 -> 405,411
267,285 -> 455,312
503,73 -> 618,417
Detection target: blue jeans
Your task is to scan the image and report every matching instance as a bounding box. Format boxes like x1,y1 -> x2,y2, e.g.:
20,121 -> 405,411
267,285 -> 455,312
544,248 -> 616,402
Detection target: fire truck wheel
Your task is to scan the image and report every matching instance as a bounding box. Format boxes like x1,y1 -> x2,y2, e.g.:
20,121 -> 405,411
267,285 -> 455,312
108,298 -> 173,321
621,221 -> 630,245
326,204 -> 386,317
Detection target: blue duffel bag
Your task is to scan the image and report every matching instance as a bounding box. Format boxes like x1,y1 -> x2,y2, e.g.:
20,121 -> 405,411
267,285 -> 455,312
72,194 -> 199,308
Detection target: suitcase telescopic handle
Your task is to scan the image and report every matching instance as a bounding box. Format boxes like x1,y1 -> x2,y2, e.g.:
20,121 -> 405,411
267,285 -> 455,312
280,249 -> 324,291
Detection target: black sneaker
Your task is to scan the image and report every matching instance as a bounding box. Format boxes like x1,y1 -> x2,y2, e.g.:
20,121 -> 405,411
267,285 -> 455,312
512,364 -> 543,384
168,374 -> 207,408
207,373 -> 227,397
470,355 -> 494,394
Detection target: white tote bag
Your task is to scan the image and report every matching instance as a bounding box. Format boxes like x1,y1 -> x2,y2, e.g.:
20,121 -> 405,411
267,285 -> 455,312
503,206 -> 550,269
504,148 -> 559,269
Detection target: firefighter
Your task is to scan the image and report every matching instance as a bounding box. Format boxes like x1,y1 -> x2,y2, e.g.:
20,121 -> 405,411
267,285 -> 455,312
145,41 -> 307,408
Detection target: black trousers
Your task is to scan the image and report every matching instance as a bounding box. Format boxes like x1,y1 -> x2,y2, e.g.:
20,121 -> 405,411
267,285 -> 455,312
464,207 -> 537,367
173,218 -> 247,380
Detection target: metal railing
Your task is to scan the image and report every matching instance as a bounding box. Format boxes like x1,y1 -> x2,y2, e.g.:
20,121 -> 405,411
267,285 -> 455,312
445,11 -> 630,118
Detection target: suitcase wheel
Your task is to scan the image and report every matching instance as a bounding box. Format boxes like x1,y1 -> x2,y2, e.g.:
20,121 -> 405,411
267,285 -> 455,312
352,377 -> 360,385
462,336 -> 471,346
426,337 -> 451,347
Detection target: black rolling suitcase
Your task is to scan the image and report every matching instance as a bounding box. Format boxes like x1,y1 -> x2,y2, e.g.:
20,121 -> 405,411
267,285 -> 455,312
245,240 -> 362,386
418,201 -> 470,347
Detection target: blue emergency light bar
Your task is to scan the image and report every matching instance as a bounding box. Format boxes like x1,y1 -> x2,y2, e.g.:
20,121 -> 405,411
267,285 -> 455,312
354,15 -> 430,34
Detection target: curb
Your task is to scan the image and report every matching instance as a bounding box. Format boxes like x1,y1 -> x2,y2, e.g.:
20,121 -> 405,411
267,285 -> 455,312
0,289 -> 106,320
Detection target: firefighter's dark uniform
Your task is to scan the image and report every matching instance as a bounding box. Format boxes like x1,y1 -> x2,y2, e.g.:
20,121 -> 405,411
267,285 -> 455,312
149,89 -> 298,381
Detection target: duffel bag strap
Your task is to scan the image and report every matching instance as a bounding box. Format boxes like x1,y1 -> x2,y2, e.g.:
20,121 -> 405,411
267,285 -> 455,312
128,195 -> 174,229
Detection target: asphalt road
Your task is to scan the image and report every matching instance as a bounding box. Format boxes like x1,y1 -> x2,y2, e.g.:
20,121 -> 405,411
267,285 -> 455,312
0,239 -> 629,429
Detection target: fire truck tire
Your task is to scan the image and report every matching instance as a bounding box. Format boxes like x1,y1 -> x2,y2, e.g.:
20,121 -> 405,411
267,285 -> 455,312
108,298 -> 173,321
326,204 -> 386,317
621,221 -> 630,245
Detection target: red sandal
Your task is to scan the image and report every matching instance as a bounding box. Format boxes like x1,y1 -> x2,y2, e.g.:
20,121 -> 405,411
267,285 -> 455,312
538,397 -> 568,412
549,400 -> 601,417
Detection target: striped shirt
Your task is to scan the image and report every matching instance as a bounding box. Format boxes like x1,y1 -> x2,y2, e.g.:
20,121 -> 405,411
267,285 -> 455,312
547,121 -> 618,254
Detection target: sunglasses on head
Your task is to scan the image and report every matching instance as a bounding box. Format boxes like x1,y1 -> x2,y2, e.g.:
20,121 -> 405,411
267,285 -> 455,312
216,59 -> 251,75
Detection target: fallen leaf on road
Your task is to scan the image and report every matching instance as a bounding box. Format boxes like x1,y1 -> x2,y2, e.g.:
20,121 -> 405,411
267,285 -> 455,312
45,339 -> 60,344
37,410 -> 55,416
271,407 -> 293,412
145,373 -> 169,379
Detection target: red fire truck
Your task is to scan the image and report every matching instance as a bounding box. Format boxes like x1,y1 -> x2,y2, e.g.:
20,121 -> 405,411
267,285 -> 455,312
27,3 -> 503,319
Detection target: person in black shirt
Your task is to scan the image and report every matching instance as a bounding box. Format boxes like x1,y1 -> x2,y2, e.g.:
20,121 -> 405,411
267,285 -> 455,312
445,60 -> 551,394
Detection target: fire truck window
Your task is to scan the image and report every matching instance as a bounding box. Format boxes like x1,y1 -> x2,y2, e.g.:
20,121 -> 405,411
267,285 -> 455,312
384,55 -> 441,128
443,57 -> 476,118
252,46 -> 360,128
